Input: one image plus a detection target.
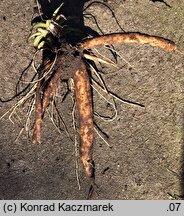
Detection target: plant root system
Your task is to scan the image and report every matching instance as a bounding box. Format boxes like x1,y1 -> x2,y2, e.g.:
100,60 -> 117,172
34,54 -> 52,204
2,11 -> 179,198
28,31 -> 178,197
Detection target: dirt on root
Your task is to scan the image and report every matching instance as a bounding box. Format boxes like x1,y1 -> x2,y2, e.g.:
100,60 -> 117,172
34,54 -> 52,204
0,0 -> 184,199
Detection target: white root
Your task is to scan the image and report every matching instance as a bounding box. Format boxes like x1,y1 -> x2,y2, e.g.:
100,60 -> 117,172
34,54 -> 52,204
0,84 -> 37,123
83,53 -> 117,67
94,126 -> 111,148
71,95 -> 81,190
91,84 -> 118,122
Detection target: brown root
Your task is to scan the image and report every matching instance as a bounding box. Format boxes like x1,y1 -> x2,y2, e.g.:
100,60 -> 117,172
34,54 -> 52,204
73,63 -> 95,181
79,32 -> 178,52
42,69 -> 62,112
32,82 -> 43,144
32,63 -> 46,144
32,49 -> 83,144
33,63 -> 62,144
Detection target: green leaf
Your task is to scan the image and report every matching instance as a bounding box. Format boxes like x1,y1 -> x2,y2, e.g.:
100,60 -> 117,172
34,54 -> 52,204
33,34 -> 44,48
52,3 -> 64,20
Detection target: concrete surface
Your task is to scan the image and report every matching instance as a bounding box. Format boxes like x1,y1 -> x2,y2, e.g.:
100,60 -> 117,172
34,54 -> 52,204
0,0 -> 184,199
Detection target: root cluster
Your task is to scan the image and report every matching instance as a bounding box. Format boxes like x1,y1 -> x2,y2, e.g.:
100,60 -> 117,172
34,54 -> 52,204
2,31 -> 179,198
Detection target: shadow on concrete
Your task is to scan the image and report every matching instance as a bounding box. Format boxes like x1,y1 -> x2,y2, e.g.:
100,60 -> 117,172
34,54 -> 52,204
36,0 -> 98,44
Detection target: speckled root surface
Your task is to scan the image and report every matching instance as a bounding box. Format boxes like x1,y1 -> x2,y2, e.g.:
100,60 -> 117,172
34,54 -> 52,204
0,0 -> 184,199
